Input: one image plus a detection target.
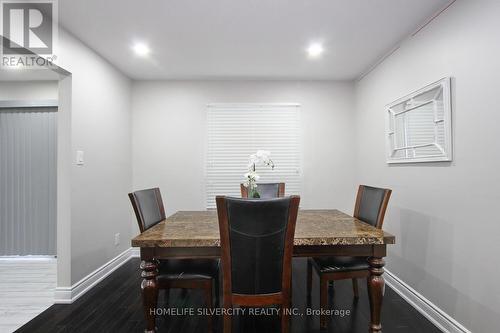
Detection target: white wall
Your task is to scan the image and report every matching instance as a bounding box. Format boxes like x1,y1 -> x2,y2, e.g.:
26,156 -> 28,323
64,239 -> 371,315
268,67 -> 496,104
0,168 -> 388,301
131,80 -> 356,232
57,29 -> 133,284
355,0 -> 500,331
0,81 -> 58,100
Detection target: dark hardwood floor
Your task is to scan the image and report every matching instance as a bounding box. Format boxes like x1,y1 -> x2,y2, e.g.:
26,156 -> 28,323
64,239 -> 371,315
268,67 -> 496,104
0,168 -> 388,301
16,258 -> 441,333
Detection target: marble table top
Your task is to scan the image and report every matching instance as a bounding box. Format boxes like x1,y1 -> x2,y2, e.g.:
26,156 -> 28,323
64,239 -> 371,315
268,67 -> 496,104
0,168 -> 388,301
132,209 -> 395,248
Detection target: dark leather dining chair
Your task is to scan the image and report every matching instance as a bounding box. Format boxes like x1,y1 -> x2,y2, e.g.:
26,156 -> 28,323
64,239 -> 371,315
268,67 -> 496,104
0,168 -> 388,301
306,185 -> 392,329
129,188 -> 219,332
216,196 -> 300,333
240,182 -> 285,198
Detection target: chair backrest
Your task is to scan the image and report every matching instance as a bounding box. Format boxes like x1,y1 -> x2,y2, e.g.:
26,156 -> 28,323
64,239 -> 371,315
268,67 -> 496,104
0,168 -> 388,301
240,182 -> 285,199
128,188 -> 166,232
353,185 -> 392,229
216,196 -> 300,296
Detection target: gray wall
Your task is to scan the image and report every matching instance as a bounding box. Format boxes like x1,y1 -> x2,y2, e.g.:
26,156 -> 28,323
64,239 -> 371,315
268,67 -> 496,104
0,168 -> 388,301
355,0 -> 500,331
0,81 -> 58,100
0,107 -> 57,255
57,29 -> 133,285
131,80 -> 357,234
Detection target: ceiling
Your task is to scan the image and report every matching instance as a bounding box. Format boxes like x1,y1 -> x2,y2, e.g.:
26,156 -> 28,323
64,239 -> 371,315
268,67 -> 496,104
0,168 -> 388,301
58,0 -> 451,80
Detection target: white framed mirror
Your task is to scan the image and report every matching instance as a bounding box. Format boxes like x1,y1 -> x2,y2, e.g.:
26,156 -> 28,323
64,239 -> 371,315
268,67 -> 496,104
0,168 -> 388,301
386,77 -> 452,164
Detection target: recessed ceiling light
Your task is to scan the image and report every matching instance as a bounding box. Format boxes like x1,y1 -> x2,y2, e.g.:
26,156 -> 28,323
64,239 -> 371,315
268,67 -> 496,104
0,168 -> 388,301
132,42 -> 150,57
307,43 -> 324,58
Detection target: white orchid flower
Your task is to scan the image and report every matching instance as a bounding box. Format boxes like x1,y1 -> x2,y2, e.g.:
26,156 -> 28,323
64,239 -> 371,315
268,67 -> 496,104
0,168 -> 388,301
249,154 -> 259,163
248,150 -> 274,170
244,150 -> 275,194
255,150 -> 271,162
243,170 -> 260,188
244,171 -> 260,180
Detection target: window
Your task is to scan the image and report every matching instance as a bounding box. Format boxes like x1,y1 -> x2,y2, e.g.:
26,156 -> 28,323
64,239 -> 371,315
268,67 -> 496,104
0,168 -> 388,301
386,77 -> 452,163
206,103 -> 301,208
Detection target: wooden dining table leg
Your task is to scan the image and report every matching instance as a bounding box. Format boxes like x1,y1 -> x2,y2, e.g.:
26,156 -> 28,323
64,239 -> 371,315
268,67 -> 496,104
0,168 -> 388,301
367,256 -> 385,333
140,258 -> 159,333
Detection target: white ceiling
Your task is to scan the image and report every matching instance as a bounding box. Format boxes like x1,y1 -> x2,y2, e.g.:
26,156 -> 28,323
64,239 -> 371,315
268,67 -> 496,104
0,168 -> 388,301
58,0 -> 451,80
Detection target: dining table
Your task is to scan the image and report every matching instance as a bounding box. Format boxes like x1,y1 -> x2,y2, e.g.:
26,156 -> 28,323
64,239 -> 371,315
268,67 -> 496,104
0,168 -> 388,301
131,209 -> 395,333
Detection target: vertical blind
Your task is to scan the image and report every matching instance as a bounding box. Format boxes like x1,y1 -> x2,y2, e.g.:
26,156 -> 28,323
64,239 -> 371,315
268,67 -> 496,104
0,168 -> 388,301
206,104 -> 301,208
0,107 -> 57,255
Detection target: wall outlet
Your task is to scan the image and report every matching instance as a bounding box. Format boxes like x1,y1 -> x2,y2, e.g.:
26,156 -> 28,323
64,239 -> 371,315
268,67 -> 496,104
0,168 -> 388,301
114,233 -> 120,246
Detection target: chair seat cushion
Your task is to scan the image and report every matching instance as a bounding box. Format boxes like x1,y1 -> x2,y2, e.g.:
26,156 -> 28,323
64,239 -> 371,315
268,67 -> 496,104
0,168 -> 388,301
311,256 -> 369,273
157,259 -> 219,280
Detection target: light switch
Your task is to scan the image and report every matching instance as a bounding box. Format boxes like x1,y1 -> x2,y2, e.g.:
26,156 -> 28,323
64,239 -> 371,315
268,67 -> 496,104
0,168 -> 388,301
76,150 -> 84,165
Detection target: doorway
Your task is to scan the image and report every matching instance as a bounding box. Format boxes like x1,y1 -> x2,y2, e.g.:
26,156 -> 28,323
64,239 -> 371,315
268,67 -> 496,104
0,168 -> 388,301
0,81 -> 59,332
0,105 -> 57,256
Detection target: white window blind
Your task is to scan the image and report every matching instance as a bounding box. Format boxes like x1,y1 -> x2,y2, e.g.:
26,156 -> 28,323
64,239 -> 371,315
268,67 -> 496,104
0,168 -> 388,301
206,104 -> 301,208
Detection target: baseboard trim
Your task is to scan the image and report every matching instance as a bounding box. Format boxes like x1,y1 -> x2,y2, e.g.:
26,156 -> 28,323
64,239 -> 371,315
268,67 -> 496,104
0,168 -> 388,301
54,248 -> 135,304
54,249 -> 469,333
385,269 -> 471,333
130,247 -> 140,258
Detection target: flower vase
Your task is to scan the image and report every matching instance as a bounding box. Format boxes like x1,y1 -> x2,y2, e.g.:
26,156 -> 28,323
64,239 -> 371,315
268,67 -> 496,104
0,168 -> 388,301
249,186 -> 260,198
